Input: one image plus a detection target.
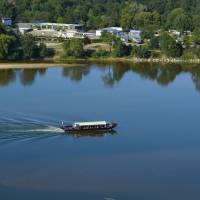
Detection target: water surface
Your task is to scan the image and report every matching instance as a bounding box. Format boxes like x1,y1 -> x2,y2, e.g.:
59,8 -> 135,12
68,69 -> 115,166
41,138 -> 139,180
1,63 -> 200,200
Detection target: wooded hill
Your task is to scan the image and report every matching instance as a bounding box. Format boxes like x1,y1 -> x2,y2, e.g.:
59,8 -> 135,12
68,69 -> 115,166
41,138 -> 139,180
0,0 -> 199,31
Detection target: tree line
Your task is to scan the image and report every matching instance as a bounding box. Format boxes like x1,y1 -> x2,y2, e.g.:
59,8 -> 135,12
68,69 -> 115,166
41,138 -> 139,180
1,0 -> 200,60
0,0 -> 200,31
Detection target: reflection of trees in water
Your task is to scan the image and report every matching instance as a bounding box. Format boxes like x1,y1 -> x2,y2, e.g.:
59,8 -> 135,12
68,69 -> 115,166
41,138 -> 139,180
191,68 -> 200,91
38,68 -> 47,76
101,63 -> 182,87
102,67 -> 115,87
0,68 -> 47,87
0,69 -> 16,87
156,66 -> 182,86
112,63 -> 130,81
1,64 -> 200,91
102,64 -> 130,87
23,68 -> 47,84
62,66 -> 90,81
131,64 -> 182,86
20,69 -> 38,86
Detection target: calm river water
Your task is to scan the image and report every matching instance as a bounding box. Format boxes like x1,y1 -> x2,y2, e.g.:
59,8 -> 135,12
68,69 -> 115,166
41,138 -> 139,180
1,63 -> 200,200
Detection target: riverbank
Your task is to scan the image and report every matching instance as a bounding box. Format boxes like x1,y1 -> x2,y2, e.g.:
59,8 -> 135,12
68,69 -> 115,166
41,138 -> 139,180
58,57 -> 200,64
0,62 -> 85,69
0,56 -> 200,70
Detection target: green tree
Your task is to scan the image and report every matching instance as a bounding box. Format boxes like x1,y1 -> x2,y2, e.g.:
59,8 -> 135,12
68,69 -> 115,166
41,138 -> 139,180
166,8 -> 193,31
132,45 -> 151,58
166,8 -> 185,28
134,11 -> 160,29
173,14 -> 193,32
120,2 -> 145,31
159,33 -> 183,57
192,15 -> 200,29
0,34 -> 15,59
63,38 -> 85,58
141,29 -> 154,40
100,32 -> 118,52
149,36 -> 159,49
20,34 -> 39,59
38,43 -> 54,58
112,40 -> 131,57
191,28 -> 200,45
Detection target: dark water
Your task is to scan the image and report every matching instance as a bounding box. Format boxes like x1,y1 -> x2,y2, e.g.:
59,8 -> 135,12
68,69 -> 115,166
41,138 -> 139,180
1,63 -> 200,200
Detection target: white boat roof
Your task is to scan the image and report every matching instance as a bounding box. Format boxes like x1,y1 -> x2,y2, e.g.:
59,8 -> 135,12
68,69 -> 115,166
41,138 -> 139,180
74,121 -> 107,126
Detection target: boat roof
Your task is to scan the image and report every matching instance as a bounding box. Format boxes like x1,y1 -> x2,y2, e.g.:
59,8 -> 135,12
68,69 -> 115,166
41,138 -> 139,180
74,121 -> 107,126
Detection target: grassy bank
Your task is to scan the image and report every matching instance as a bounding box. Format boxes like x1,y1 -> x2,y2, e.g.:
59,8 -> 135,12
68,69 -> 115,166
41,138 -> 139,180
0,56 -> 200,70
57,56 -> 200,65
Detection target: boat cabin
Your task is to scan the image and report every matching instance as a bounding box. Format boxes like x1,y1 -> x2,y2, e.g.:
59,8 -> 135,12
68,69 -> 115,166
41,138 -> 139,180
73,121 -> 107,129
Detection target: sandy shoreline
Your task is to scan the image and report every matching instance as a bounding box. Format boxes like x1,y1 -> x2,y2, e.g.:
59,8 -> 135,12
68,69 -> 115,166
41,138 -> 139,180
0,62 -> 85,69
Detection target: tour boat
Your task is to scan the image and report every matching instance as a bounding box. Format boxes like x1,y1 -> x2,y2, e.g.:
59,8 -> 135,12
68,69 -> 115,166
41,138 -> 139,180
61,121 -> 117,132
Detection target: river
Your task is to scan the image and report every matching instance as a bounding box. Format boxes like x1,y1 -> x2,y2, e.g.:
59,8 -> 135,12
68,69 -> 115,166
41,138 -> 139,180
0,63 -> 200,200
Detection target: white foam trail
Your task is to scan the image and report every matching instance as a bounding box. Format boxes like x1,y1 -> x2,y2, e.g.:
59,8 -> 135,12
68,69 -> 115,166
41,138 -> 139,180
26,126 -> 64,133
7,126 -> 64,133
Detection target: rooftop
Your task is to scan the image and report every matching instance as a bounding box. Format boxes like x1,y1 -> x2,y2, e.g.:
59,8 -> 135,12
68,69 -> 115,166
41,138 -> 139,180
74,121 -> 107,126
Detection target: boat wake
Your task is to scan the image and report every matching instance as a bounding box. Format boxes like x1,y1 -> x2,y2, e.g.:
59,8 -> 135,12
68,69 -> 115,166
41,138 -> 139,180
8,126 -> 64,133
0,116 -> 65,144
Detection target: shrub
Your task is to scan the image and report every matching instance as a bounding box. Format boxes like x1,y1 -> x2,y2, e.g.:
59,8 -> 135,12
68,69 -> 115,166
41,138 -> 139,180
63,38 -> 85,58
91,50 -> 110,58
83,36 -> 91,45
112,41 -> 132,57
159,33 -> 183,57
149,36 -> 159,49
132,45 -> 151,58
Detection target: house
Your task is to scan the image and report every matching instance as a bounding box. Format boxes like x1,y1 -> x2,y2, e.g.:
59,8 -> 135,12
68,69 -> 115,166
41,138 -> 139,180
57,30 -> 84,38
96,27 -> 123,37
17,23 -> 33,34
17,22 -> 83,32
33,23 -> 83,32
118,32 -> 129,42
83,30 -> 97,39
2,17 -> 12,26
128,30 -> 142,43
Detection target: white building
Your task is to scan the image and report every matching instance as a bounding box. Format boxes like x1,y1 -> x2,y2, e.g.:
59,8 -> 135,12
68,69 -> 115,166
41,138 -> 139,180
17,23 -> 33,34
96,27 -> 123,37
17,22 -> 83,33
17,22 -> 87,39
128,30 -> 142,43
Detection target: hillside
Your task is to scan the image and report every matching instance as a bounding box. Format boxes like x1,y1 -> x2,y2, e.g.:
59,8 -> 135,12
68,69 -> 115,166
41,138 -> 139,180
0,0 -> 199,31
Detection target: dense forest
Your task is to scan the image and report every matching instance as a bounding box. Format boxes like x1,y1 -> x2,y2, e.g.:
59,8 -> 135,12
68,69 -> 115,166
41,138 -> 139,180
0,0 -> 199,31
1,0 -> 200,60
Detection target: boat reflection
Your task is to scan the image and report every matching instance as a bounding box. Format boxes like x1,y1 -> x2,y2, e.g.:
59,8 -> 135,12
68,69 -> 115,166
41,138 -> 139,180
65,130 -> 117,138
